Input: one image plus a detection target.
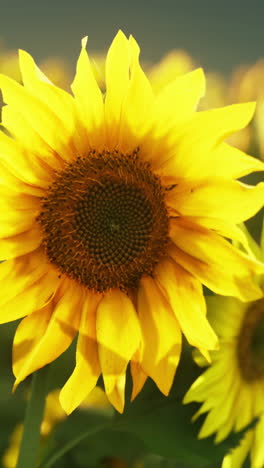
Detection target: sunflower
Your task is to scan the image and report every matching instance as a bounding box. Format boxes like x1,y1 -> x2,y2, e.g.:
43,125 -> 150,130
0,31 -> 263,414
183,222 -> 264,459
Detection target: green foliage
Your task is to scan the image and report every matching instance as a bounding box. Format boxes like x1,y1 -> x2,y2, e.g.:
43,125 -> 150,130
0,322 -> 25,461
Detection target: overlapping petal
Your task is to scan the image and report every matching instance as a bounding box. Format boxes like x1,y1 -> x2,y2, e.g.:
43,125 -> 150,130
71,37 -> 104,149
96,289 -> 141,412
118,35 -> 154,150
13,279 -> 82,387
0,73 -> 75,160
0,226 -> 42,260
169,218 -> 264,301
60,292 -> 101,414
156,258 -> 218,352
138,276 -> 182,395
0,251 -> 60,322
0,130 -> 53,188
152,68 -> 205,134
157,102 -> 257,179
130,351 -> 148,401
167,178 -> 264,224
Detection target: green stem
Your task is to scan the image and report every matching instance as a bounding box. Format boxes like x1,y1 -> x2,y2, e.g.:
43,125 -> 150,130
39,422 -> 111,468
16,367 -> 51,468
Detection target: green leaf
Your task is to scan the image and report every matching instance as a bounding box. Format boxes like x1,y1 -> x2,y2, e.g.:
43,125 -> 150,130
40,408 -> 146,468
71,429 -> 146,467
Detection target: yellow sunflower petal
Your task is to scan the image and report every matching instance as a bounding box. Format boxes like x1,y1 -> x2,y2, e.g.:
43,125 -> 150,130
198,384 -> 239,439
106,373 -> 127,413
222,431 -> 253,468
139,71 -> 205,169
13,304 -> 53,380
19,49 -> 84,155
252,381 -> 264,417
138,276 -> 181,395
19,50 -> 86,157
0,190 -> 40,211
96,289 -> 141,412
153,68 -> 205,134
209,143 -> 264,179
119,35 -> 153,149
2,105 -> 65,175
186,101 -> 256,150
19,49 -> 74,117
215,416 -> 237,444
0,250 -> 48,302
130,355 -> 147,401
71,37 -> 104,149
183,358 -> 232,404
237,223 -> 263,261
0,73 -> 74,159
191,361 -> 240,438
158,102 -> 256,179
260,219 -> 264,262
156,258 -> 218,351
13,280 -> 82,386
60,292 -> 101,414
183,217 -> 252,255
0,226 -> 42,260
0,192 -> 40,239
105,30 -> 130,147
167,179 -> 264,224
0,162 -> 45,197
0,261 -> 60,324
234,384 -> 253,431
169,218 -> 264,301
0,206 -> 38,238
0,130 -> 52,187
253,417 -> 264,468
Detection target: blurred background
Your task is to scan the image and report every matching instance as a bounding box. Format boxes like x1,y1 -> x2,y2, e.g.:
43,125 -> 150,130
0,0 -> 264,76
0,1 -> 264,467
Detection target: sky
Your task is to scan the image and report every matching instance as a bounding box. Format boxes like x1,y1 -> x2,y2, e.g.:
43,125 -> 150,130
0,0 -> 264,76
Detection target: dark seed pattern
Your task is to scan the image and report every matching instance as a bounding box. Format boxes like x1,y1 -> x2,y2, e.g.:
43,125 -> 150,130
237,297 -> 264,381
37,149 -> 169,293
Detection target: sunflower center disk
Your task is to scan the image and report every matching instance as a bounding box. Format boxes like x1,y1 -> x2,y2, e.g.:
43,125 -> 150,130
237,298 -> 264,381
38,150 -> 169,292
75,180 -> 153,266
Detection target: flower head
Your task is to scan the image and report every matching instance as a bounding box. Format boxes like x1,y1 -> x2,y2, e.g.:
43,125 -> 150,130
0,31 -> 263,414
184,222 -> 264,462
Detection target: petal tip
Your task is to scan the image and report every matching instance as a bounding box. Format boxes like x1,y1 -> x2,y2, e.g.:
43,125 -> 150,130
59,391 -> 74,416
238,101 -> 256,125
81,36 -> 88,49
112,29 -> 128,46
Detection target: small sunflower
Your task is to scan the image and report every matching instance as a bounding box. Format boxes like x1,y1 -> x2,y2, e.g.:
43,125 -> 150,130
184,223 -> 264,452
0,31 -> 263,414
